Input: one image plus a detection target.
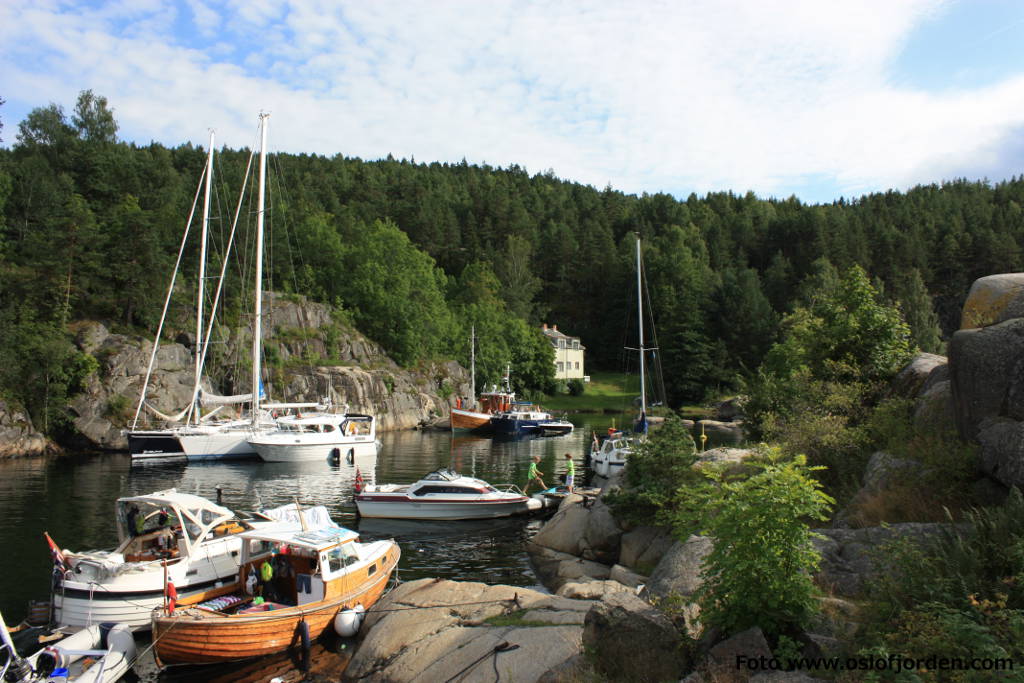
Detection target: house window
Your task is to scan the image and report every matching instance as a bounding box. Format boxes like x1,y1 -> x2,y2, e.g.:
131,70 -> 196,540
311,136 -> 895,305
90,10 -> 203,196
557,362 -> 564,372
559,339 -> 566,349
573,340 -> 579,350
575,362 -> 580,369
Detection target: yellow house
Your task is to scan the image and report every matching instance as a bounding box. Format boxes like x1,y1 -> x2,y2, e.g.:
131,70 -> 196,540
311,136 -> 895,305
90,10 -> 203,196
541,324 -> 585,380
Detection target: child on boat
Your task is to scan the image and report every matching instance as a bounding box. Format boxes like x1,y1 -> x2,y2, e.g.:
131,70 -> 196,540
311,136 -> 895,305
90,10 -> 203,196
524,455 -> 545,494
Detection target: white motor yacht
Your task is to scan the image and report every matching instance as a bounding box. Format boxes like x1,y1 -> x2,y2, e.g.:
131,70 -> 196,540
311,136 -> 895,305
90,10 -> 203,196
355,469 -> 542,520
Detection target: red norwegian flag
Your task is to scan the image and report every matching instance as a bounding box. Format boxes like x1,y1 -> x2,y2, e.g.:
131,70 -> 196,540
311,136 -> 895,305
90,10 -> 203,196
44,532 -> 68,569
166,580 -> 178,614
354,467 -> 364,494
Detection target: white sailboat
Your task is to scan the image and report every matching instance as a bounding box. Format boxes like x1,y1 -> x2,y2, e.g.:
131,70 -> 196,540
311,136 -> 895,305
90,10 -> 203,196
127,116 -> 319,460
590,235 -> 654,477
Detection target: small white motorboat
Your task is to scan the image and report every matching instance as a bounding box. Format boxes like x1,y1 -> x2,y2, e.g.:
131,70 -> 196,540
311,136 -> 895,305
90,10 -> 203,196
355,469 -> 542,520
537,418 -> 574,436
590,431 -> 635,477
1,614 -> 136,683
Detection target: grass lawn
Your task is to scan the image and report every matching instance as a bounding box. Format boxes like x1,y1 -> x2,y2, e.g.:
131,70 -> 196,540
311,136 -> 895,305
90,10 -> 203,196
541,371 -> 708,418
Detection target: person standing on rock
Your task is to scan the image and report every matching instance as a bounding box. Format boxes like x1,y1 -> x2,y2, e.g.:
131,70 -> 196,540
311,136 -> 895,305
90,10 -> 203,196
564,453 -> 575,493
524,455 -> 546,494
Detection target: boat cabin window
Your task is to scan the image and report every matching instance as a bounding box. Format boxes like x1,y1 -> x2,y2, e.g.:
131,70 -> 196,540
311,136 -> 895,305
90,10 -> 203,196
323,542 -> 360,576
248,539 -> 274,557
413,485 -> 482,496
323,424 -> 335,433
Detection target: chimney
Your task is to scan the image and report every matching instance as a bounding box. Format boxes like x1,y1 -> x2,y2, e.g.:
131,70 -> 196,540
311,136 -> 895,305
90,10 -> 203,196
552,324 -> 558,331
542,323 -> 548,331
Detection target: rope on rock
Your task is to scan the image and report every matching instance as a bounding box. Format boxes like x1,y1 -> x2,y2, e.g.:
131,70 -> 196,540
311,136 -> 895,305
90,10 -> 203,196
443,641 -> 521,683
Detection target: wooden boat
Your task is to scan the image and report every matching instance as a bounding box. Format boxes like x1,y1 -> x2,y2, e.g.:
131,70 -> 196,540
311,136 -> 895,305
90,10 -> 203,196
152,525 -> 399,665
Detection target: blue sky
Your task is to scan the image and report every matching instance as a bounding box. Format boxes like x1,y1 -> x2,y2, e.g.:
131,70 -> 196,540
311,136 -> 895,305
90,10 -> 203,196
2,0 -> 1023,205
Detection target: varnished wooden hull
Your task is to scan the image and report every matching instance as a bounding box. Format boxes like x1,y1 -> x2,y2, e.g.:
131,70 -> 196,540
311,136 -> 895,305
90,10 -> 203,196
152,543 -> 400,665
449,408 -> 493,432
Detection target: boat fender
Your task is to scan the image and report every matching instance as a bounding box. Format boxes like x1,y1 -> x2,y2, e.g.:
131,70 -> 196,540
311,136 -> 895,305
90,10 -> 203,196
346,448 -> 355,464
333,604 -> 366,637
297,620 -> 310,672
328,448 -> 341,465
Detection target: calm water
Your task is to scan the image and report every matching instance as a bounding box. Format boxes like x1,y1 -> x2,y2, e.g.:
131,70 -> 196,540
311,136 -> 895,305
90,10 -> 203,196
0,421 -> 599,625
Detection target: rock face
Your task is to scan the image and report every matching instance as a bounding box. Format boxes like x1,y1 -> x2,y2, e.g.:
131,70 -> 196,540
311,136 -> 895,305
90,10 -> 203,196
583,591 -> 689,681
960,273 -> 1024,330
977,418 -> 1024,488
345,578 -> 594,682
949,318 -> 1024,440
57,295 -> 468,451
0,400 -> 58,457
812,523 -> 946,598
644,535 -> 713,601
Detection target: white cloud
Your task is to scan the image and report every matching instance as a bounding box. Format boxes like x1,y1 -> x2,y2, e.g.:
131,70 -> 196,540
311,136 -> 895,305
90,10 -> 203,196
2,0 -> 1023,203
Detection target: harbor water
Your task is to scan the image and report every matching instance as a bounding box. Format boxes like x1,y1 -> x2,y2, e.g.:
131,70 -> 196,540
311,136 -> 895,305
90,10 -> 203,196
0,421 -> 600,669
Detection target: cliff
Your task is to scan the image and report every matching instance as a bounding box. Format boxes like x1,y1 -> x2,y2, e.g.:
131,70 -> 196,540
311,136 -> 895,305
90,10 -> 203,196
49,292 -> 467,453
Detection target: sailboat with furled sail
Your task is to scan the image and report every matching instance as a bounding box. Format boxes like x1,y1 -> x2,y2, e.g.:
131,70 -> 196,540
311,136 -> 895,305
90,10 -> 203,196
590,234 -> 662,477
449,329 -> 515,433
127,116 -> 320,460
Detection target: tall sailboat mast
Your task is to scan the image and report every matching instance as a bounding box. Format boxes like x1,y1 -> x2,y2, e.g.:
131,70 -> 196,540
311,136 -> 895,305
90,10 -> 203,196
251,114 -> 269,427
470,325 -> 476,402
192,131 -> 214,426
636,235 -> 647,420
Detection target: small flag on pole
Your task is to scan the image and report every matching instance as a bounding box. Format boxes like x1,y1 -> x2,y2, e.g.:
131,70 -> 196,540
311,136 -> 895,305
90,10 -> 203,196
354,467 -> 364,494
44,532 -> 68,569
166,580 -> 178,614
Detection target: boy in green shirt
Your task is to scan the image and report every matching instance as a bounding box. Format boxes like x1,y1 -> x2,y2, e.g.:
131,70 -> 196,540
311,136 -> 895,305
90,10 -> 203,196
524,455 -> 545,494
564,452 -> 575,493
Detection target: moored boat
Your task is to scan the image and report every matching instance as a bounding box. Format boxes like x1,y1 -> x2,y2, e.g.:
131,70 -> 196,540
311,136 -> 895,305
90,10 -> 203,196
151,525 -> 400,665
50,489 -> 334,631
248,410 -> 378,462
1,615 -> 136,683
537,418 -> 574,436
355,469 -> 542,520
489,404 -> 557,437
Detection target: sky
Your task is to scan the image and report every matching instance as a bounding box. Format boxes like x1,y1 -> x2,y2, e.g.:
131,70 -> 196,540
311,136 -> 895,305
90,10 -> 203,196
2,0 -> 1024,205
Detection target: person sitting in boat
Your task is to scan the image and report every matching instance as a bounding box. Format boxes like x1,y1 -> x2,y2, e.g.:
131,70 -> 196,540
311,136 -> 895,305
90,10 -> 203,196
564,452 -> 575,494
346,421 -> 358,436
523,455 -> 546,495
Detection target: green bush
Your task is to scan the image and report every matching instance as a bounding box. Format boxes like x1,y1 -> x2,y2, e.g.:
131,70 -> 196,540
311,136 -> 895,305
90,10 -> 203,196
567,378 -> 585,396
694,450 -> 833,637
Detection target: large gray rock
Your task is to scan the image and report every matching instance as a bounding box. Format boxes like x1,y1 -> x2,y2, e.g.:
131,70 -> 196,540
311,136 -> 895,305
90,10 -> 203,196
960,273 -> 1024,330
583,591 -> 689,682
697,420 -> 746,446
833,452 -> 928,527
0,401 -> 58,458
645,535 -> 713,601
813,524 -> 946,597
913,378 -> 956,434
977,417 -> 1024,488
890,353 -> 948,400
346,578 -> 593,682
582,499 -> 623,564
619,525 -> 676,573
703,627 -> 773,683
529,497 -> 592,556
949,318 -> 1024,440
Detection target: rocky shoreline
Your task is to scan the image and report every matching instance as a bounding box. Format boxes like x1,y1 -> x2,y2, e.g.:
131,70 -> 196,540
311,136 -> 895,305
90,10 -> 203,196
0,293 -> 469,458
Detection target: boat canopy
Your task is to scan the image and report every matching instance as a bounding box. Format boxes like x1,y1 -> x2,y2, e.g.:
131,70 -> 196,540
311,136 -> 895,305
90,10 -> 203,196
238,525 -> 358,551
116,488 -> 236,550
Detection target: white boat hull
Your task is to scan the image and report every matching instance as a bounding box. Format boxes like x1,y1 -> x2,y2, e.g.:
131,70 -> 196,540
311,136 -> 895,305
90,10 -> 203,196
55,536 -> 245,631
180,426 -> 259,461
252,436 -> 379,462
356,498 -> 538,520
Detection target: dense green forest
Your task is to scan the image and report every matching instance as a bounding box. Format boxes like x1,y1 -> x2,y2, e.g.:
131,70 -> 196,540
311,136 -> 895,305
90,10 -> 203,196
2,91 -> 1023,436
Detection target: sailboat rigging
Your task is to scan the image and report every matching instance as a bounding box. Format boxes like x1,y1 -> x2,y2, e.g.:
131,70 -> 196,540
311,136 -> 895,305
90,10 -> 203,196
590,234 -> 661,476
